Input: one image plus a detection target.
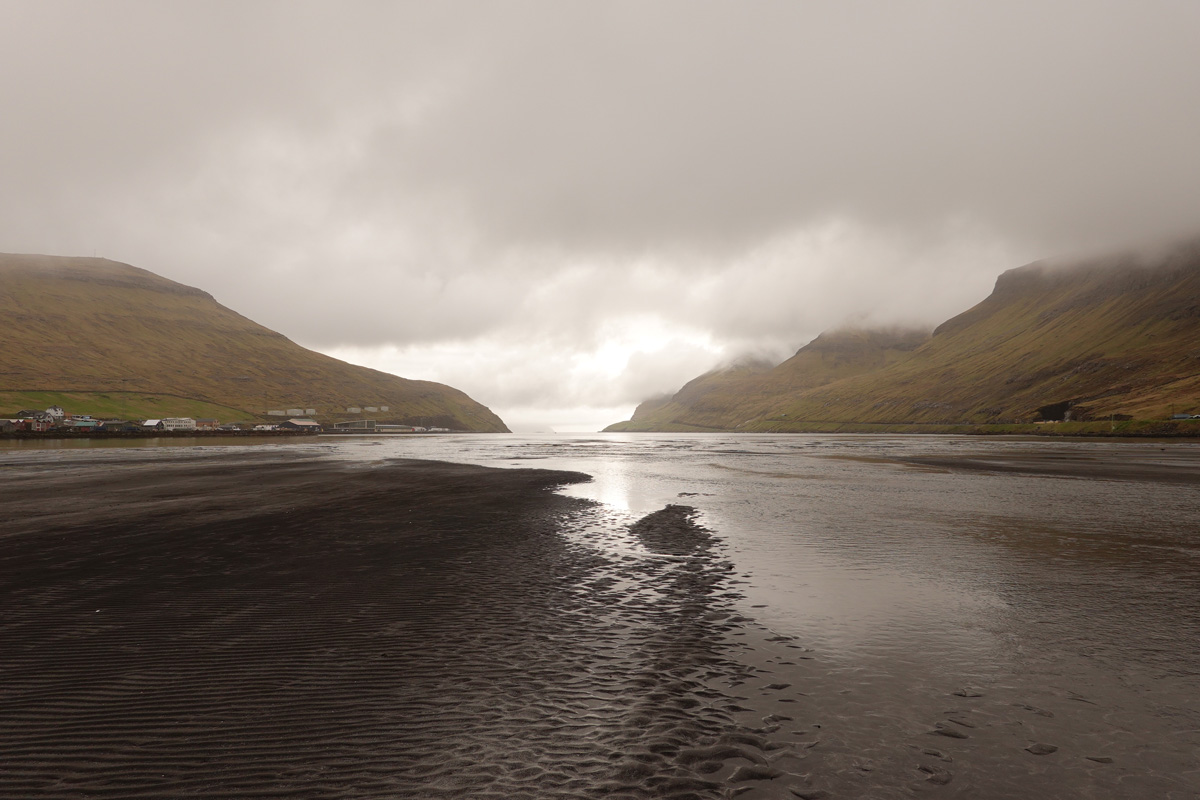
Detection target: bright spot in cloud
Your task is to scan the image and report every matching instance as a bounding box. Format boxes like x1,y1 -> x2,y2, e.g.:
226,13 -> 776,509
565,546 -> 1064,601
319,316 -> 725,432
571,317 -> 720,379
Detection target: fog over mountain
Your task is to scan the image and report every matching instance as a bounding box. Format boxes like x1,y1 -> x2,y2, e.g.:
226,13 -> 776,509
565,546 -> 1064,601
4,1 -> 1199,430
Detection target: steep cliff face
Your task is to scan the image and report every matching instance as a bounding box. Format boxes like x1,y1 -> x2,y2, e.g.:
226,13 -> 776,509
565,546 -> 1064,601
607,238 -> 1200,431
627,393 -> 677,422
0,253 -> 510,431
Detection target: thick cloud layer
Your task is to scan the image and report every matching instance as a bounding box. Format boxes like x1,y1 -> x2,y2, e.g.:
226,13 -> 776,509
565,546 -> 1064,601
3,1 -> 1198,429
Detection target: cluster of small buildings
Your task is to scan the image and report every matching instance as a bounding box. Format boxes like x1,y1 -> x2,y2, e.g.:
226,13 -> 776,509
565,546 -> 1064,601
1,405 -> 324,434
2,402 -> 456,436
0,405 -> 115,433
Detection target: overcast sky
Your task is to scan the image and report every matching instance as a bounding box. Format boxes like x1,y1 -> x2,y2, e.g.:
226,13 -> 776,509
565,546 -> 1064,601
4,1 -> 1199,430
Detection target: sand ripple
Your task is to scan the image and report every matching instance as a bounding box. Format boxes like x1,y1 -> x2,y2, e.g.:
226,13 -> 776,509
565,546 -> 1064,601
1,456 -> 797,798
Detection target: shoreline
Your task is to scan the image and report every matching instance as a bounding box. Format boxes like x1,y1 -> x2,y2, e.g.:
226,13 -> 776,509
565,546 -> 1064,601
0,429 -> 319,441
607,420 -> 1200,438
0,430 -> 485,441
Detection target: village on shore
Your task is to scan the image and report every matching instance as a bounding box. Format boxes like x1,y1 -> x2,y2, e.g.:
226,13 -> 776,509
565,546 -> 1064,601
1,404 -> 454,436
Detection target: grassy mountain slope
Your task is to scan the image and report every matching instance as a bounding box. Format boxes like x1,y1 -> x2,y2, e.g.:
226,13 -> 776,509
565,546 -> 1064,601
618,359 -> 776,432
0,254 -> 509,431
608,329 -> 928,431
607,238 -> 1200,432
0,390 -> 250,423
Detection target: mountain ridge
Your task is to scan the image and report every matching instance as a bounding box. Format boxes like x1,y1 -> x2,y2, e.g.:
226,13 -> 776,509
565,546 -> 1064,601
607,238 -> 1200,432
0,253 -> 510,431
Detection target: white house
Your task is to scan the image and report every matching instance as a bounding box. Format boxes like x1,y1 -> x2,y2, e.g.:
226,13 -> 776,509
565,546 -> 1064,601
161,417 -> 197,431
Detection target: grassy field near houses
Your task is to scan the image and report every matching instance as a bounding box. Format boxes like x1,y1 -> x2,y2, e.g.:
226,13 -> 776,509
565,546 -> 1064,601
0,391 -> 252,423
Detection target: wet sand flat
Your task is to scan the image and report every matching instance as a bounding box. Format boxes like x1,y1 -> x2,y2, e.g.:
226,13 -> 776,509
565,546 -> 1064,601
0,452 -> 788,799
893,444 -> 1200,484
4,446 -> 1198,799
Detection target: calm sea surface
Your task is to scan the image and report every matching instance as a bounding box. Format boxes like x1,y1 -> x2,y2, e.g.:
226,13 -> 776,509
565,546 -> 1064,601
6,432 -> 1200,793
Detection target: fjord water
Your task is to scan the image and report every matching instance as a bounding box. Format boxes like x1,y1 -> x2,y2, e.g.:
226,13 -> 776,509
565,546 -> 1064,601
342,432 -> 1200,793
339,432 -> 1200,670
8,432 -> 1198,794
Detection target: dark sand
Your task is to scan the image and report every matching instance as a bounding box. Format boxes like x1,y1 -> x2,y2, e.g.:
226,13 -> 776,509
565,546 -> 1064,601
4,448 -> 1197,798
0,452 -> 801,799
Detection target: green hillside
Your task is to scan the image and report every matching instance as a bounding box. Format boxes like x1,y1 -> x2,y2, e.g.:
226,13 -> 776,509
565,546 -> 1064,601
607,238 -> 1200,432
0,391 -> 248,422
0,254 -> 509,431
611,330 -> 928,431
